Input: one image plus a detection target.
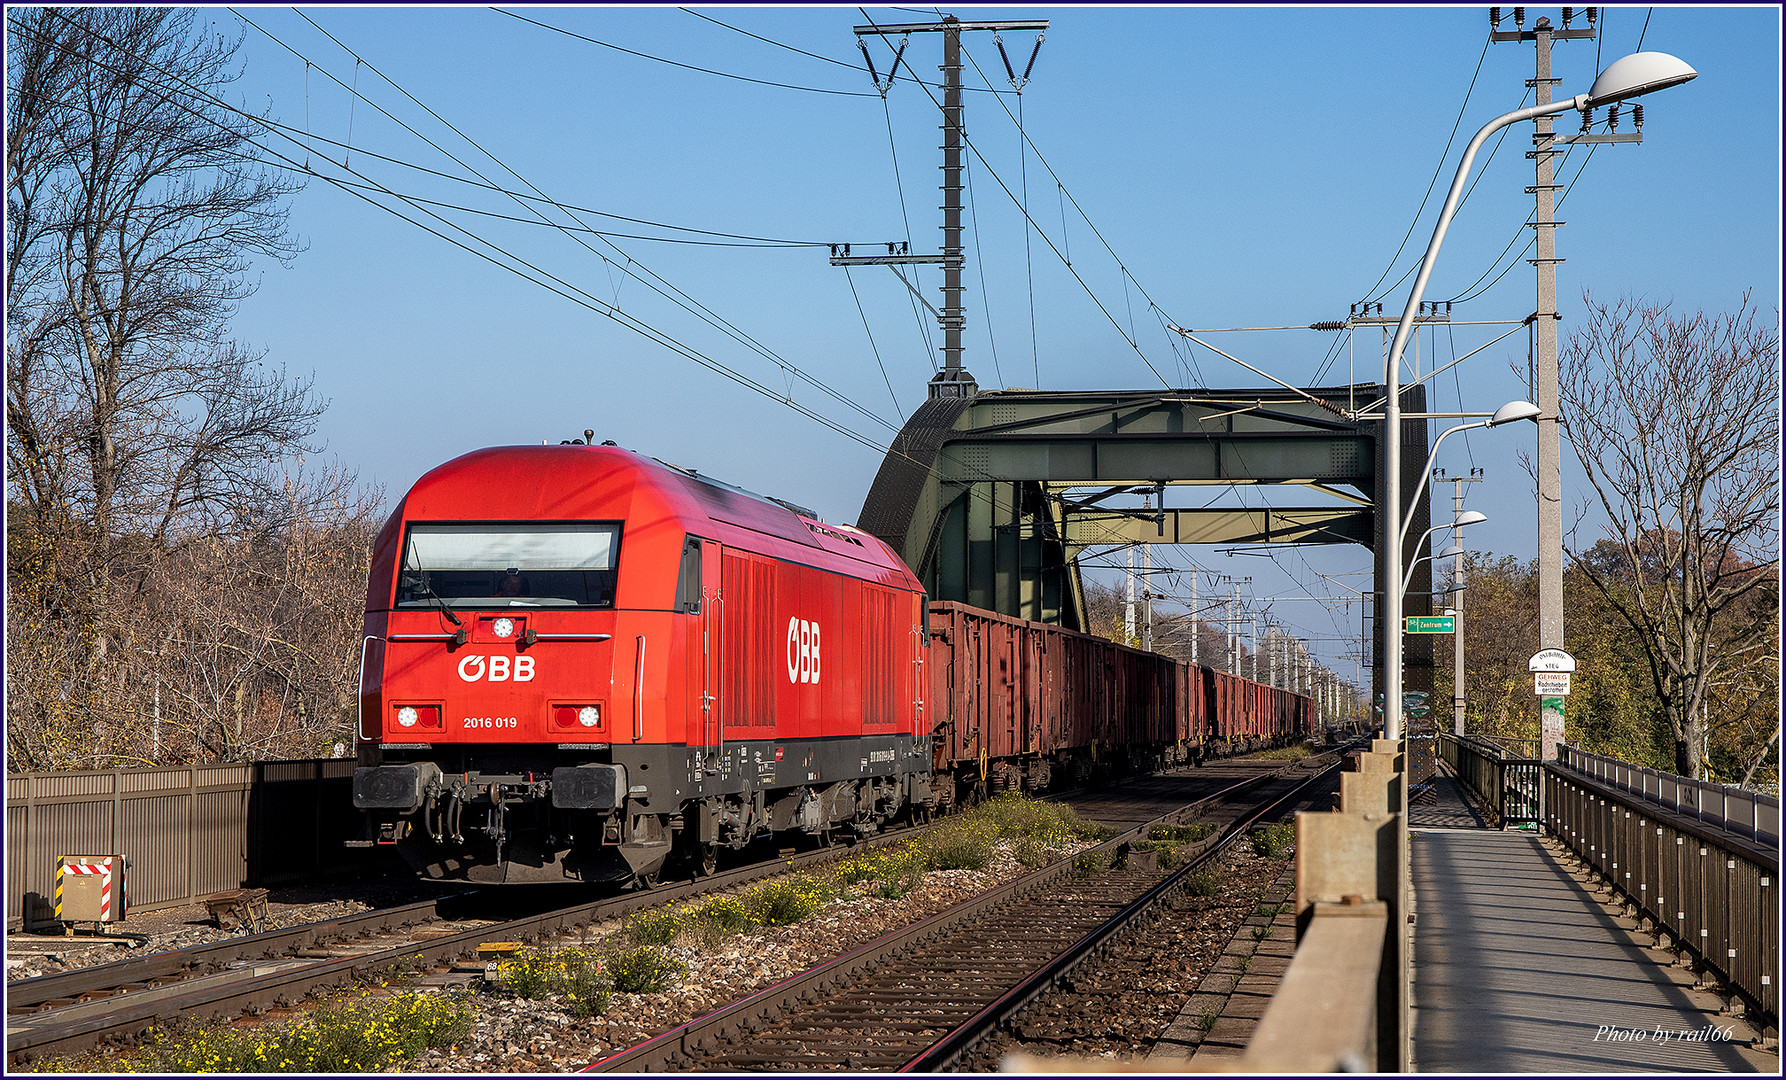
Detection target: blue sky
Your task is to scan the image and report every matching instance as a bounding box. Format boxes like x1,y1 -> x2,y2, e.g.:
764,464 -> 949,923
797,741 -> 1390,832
214,4 -> 1781,680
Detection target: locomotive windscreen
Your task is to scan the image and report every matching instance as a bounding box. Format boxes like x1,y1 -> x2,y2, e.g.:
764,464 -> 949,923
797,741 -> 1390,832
396,522 -> 620,608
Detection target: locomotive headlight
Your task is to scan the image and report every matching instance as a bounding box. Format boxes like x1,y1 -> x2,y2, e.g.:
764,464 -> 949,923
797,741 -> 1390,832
578,705 -> 600,728
397,706 -> 419,728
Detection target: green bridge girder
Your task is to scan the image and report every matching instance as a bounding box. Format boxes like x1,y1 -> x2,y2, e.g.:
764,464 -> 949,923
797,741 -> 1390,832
857,381 -> 1435,700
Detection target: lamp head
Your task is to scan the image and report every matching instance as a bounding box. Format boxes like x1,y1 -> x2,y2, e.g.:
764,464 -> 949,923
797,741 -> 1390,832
1454,510 -> 1488,527
1438,545 -> 1465,559
1587,52 -> 1697,106
1489,400 -> 1542,426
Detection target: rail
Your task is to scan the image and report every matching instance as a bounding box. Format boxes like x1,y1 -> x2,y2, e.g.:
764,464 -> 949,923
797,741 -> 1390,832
901,755 -> 1350,1072
1437,733 -> 1540,828
1556,743 -> 1779,845
1544,765 -> 1779,1032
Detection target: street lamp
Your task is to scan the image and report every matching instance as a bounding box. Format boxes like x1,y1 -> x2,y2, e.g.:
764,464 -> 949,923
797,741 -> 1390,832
1379,52 -> 1696,742
1399,404 -> 1537,548
1403,532 -> 1477,596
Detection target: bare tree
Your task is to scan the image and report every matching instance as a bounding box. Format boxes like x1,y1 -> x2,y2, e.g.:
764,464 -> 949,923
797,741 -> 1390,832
7,7 -> 314,551
1556,293 -> 1781,779
4,9 -> 377,770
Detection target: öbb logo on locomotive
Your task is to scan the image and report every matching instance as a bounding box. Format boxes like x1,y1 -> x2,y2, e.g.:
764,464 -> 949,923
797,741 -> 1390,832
349,441 -> 1314,889
456,654 -> 536,682
786,617 -> 821,684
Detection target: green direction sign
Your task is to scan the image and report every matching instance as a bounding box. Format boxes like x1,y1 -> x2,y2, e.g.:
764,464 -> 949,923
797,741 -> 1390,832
1405,615 -> 1456,634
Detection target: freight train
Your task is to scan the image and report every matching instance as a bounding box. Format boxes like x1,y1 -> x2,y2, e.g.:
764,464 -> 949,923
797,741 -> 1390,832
350,443 -> 1311,885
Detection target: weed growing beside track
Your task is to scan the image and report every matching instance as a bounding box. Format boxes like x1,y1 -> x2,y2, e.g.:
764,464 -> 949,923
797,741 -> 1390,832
1250,823 -> 1296,859
76,991 -> 474,1073
618,793 -> 1112,955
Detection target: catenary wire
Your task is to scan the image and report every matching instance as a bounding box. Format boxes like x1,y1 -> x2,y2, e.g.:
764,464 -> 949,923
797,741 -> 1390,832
247,8 -> 903,436
25,10 -> 900,460
495,8 -> 878,98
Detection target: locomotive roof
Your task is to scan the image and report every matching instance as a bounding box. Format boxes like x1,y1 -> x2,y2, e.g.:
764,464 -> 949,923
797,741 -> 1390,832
384,443 -> 919,588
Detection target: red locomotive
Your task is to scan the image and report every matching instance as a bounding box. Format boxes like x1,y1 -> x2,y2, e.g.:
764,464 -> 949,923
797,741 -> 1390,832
352,442 -> 1310,885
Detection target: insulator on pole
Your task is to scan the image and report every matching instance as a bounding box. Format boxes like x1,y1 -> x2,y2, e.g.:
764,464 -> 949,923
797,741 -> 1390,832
1562,7 -> 1573,28
1632,104 -> 1644,131
995,33 -> 1017,84
1490,7 -> 1502,28
857,38 -> 879,88
1514,7 -> 1526,29
1021,35 -> 1043,82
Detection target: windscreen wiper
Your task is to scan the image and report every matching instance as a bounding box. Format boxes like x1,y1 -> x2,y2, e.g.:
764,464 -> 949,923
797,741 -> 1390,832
407,572 -> 468,645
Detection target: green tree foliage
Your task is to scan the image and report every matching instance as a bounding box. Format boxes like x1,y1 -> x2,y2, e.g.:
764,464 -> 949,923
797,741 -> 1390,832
1438,549 -> 1776,790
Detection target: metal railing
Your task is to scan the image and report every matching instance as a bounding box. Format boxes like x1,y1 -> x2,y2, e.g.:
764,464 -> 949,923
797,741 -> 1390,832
1556,743 -> 1779,845
1545,765 -> 1779,1029
1438,734 -> 1541,828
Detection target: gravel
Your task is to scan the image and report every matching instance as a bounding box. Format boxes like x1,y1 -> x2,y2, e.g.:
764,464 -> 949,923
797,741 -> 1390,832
412,844 -> 1085,1073
5,877 -> 441,982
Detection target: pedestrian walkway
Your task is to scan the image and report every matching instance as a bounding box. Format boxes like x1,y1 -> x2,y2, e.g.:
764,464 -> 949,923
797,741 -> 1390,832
1410,763 -> 1770,1072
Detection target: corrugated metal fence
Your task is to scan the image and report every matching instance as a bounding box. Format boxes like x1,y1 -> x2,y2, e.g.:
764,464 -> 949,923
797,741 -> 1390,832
6,759 -> 377,929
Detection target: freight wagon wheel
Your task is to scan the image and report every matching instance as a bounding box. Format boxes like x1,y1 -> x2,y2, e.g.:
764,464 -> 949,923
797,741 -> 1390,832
695,843 -> 719,878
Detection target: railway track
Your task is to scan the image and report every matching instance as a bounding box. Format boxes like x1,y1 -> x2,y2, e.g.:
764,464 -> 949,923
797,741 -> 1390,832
5,748 -> 1331,1069
4,818 -> 939,1068
587,747 -> 1349,1072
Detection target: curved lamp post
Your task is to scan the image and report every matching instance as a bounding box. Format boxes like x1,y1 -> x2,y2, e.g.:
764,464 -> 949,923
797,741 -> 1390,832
1380,52 -> 1696,740
1399,402 -> 1539,547
1403,513 -> 1485,595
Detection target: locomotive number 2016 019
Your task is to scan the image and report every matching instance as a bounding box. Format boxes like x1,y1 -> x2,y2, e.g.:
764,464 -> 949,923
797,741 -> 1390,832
462,716 -> 519,730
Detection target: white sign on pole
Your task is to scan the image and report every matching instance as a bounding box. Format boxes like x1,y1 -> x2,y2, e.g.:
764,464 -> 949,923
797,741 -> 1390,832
1534,671 -> 1572,696
1528,649 -> 1577,673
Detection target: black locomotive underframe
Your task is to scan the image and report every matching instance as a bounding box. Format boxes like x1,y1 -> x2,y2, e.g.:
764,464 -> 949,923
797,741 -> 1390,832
356,730 -> 1295,884
359,734 -> 932,884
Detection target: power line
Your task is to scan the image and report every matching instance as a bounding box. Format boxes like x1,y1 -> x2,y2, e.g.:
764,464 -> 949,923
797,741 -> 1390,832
25,9 -> 898,462
496,8 -> 878,98
244,8 -> 902,438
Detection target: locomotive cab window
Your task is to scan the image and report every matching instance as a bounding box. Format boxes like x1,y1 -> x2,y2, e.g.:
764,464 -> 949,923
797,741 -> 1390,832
397,523 -> 620,608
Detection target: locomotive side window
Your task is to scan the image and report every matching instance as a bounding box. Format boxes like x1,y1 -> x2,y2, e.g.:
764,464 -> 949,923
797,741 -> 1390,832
675,537 -> 702,613
397,523 -> 620,608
